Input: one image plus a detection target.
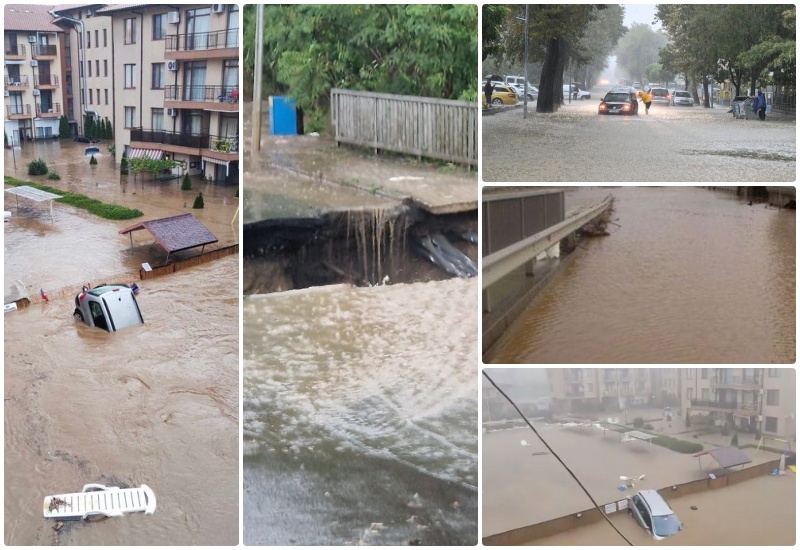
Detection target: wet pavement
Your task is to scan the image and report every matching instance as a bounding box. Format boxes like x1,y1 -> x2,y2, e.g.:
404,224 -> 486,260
482,89 -> 796,181
486,186 -> 796,364
243,280 -> 479,545
4,139 -> 239,545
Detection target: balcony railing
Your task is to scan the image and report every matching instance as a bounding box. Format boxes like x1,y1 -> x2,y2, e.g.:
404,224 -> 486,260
7,104 -> 31,116
36,103 -> 61,116
690,399 -> 759,413
33,44 -> 58,57
34,75 -> 59,87
165,30 -> 238,52
710,375 -> 761,389
165,85 -> 239,104
208,134 -> 239,154
5,75 -> 29,87
5,43 -> 26,56
130,128 -> 208,149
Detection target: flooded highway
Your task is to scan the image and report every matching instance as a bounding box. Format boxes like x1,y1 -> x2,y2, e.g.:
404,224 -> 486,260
243,280 -> 478,545
4,140 -> 239,544
487,186 -> 795,364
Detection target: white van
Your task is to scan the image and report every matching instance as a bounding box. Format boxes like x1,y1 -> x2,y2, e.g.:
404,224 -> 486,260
73,284 -> 144,332
504,76 -> 538,99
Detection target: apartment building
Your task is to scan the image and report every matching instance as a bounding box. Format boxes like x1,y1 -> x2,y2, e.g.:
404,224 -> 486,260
4,5 -> 67,144
547,368 -> 652,413
650,368 -> 681,406
682,368 -> 796,440
50,4 -> 239,185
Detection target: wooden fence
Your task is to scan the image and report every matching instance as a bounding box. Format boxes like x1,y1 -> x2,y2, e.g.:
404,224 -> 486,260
331,88 -> 478,166
139,244 -> 239,280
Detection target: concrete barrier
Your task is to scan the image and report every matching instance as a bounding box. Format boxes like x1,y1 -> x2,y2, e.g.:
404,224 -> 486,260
483,458 -> 781,545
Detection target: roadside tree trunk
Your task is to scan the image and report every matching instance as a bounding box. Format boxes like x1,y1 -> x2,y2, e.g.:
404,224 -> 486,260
537,36 -> 567,113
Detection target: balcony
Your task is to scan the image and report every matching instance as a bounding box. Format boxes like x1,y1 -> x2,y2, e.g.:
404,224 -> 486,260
690,399 -> 759,414
130,128 -> 208,151
6,104 -> 31,118
36,103 -> 61,117
165,30 -> 238,59
32,44 -> 58,59
34,75 -> 59,88
710,375 -> 761,390
5,75 -> 29,88
207,134 -> 239,155
164,85 -> 239,111
5,43 -> 26,58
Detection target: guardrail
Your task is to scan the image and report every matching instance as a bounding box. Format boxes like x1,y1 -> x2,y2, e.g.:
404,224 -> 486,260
130,128 -> 208,149
165,85 -> 238,103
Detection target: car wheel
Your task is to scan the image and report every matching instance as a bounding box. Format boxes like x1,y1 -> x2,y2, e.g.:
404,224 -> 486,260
491,98 -> 503,106
73,308 -> 84,322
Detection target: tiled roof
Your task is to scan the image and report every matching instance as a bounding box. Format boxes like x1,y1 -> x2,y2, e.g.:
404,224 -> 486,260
95,4 -> 153,14
119,213 -> 218,254
4,5 -> 64,33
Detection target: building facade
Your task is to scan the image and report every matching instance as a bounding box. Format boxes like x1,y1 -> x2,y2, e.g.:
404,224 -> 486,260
547,368 -> 653,413
682,368 -> 796,440
4,5 -> 67,144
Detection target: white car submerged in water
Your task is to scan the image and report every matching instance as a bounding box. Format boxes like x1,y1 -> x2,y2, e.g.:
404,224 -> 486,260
73,284 -> 144,332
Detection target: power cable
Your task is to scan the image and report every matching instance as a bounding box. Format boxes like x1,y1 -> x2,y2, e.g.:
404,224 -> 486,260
483,371 -> 634,546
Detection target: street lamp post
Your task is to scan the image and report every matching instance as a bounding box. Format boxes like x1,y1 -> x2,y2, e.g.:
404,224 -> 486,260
516,5 -> 529,119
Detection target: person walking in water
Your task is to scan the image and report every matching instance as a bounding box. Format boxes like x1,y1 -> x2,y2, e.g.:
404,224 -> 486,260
484,80 -> 495,109
754,89 -> 767,120
638,90 -> 652,115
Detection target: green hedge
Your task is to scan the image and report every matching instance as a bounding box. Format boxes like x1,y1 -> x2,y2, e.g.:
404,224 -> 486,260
4,176 -> 143,220
651,435 -> 703,454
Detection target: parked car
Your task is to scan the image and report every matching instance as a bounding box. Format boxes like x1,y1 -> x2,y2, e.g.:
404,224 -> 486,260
482,84 -> 518,106
632,81 -> 643,90
598,90 -> 639,115
74,284 -> 144,332
672,90 -> 694,106
563,84 -> 591,100
509,84 -> 538,101
731,95 -> 751,118
73,136 -> 100,144
648,87 -> 671,105
628,490 -> 683,541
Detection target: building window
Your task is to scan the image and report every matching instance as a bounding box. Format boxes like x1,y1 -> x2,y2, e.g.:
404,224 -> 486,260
105,89 -> 109,105
686,388 -> 692,399
764,416 -> 778,433
152,63 -> 166,90
153,14 -> 167,40
95,30 -> 99,48
104,59 -> 108,77
124,106 -> 136,128
686,369 -> 693,380
103,29 -> 107,47
96,89 -> 100,104
766,390 -> 779,406
152,108 -> 164,131
124,18 -> 137,44
86,30 -> 91,48
124,64 -> 136,88
88,89 -> 93,104
95,60 -> 100,76
88,61 -> 92,77
587,383 -> 593,392
701,388 -> 709,400
701,368 -> 708,380
767,368 -> 779,378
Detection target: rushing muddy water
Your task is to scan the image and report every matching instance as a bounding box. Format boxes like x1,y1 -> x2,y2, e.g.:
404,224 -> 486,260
487,186 -> 796,364
243,280 -> 479,545
4,139 -> 239,544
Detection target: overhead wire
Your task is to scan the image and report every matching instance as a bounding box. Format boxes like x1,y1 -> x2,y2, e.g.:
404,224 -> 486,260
483,371 -> 634,546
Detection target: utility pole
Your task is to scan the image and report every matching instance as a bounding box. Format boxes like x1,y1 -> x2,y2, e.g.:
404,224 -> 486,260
516,5 -> 529,119
251,4 -> 264,154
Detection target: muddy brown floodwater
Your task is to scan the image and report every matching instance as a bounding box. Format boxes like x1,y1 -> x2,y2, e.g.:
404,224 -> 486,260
488,187 -> 796,364
4,139 -> 239,545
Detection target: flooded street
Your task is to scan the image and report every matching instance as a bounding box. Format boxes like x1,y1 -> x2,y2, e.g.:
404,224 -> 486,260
4,139 -> 239,544
243,280 -> 478,545
488,187 -> 795,364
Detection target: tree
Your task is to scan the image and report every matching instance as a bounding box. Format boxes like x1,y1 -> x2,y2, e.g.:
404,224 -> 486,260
616,23 -> 668,85
482,5 -> 510,61
181,174 -> 193,190
193,192 -> 204,209
644,62 -> 672,86
572,4 -> 626,88
58,115 -> 71,138
120,150 -> 129,175
89,155 -> 98,165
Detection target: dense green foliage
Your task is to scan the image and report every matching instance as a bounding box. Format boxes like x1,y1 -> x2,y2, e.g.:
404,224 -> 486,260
652,435 -> 703,454
27,158 -> 48,176
192,192 -> 204,209
616,23 -> 668,85
243,4 -> 479,113
59,115 -> 71,138
129,157 -> 180,180
4,132 -> 8,148
120,149 -> 129,175
89,155 -> 98,165
4,176 -> 143,220
181,174 -> 193,191
46,172 -> 61,181
482,5 -> 510,61
633,417 -> 644,428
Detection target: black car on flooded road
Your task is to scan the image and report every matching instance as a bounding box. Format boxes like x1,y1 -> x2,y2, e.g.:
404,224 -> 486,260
598,89 -> 639,115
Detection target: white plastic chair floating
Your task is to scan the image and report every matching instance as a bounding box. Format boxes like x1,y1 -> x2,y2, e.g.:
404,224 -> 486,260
43,483 -> 156,520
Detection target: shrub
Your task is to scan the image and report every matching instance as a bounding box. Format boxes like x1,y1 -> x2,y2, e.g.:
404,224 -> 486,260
181,174 -> 192,191
721,425 -> 730,436
4,131 -> 8,148
46,172 -> 61,181
120,150 -> 129,175
59,115 -> 71,138
633,417 -> 644,429
652,436 -> 703,454
28,158 -> 48,176
731,433 -> 739,447
89,155 -> 98,165
192,192 -> 204,209
644,423 -> 654,431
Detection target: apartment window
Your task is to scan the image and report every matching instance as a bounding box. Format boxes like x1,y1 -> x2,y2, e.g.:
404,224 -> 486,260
701,388 -> 709,400
586,383 -> 593,392
151,63 -> 166,90
104,59 -> 108,77
104,89 -> 109,105
686,388 -> 692,399
95,60 -> 100,76
103,29 -> 107,47
96,89 -> 100,104
88,61 -> 92,77
86,30 -> 91,48
88,89 -> 93,104
124,18 -> 137,44
701,368 -> 708,380
767,368 -> 779,378
153,14 -> 167,40
81,89 -> 85,105
95,30 -> 99,48
64,41 -> 71,67
764,416 -> 778,433
766,390 -> 779,406
124,64 -> 136,88
152,108 -> 164,131
124,106 -> 136,128
686,369 -> 693,379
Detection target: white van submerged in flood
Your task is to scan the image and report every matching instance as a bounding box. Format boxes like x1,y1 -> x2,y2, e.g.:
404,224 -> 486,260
73,284 -> 144,332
